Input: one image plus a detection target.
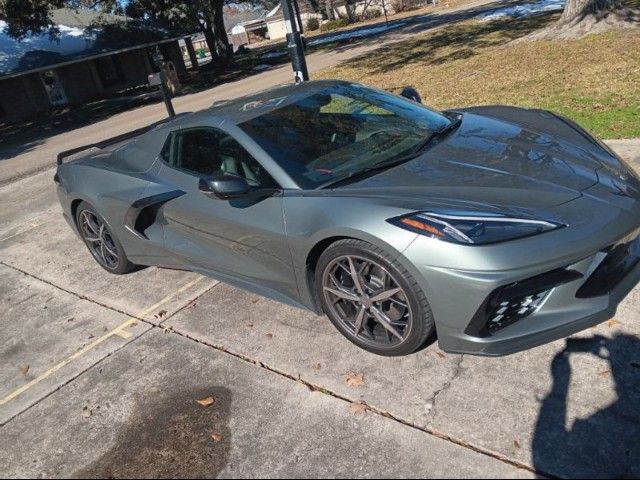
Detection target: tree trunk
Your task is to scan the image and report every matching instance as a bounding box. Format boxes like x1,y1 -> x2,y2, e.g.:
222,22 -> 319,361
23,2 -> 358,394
345,0 -> 357,22
210,0 -> 232,64
560,0 -> 618,23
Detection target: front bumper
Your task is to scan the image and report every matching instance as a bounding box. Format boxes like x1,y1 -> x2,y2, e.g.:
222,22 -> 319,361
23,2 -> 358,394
401,222 -> 640,357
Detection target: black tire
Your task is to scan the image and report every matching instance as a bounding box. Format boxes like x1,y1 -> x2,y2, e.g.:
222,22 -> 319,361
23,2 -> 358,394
315,239 -> 435,356
75,201 -> 136,275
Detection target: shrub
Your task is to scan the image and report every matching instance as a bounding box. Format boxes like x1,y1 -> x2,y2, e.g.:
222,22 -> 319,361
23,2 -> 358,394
359,8 -> 383,20
322,18 -> 349,31
306,17 -> 320,31
391,0 -> 423,12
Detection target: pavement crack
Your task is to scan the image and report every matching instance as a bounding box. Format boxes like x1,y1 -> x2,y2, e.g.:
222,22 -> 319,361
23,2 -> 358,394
427,354 -> 465,419
164,329 -> 549,477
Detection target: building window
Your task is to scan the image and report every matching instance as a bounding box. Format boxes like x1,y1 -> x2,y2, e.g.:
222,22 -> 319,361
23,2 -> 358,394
95,55 -> 125,87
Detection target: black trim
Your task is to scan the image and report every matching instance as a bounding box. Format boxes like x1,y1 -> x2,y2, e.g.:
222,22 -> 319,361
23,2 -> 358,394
465,268 -> 584,338
576,234 -> 640,298
124,190 -> 186,239
56,113 -> 189,165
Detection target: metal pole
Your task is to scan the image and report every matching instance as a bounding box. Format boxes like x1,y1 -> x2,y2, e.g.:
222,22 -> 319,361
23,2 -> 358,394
159,70 -> 176,117
281,0 -> 309,83
293,0 -> 305,34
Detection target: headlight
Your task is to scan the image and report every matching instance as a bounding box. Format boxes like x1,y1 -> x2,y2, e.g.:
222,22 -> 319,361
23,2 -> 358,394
389,212 -> 564,245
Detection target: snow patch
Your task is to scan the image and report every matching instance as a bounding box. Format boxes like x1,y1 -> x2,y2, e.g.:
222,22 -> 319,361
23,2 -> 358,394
478,0 -> 565,20
307,22 -> 407,46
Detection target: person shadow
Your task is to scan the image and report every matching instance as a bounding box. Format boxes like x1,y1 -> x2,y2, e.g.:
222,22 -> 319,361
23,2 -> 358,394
532,333 -> 640,478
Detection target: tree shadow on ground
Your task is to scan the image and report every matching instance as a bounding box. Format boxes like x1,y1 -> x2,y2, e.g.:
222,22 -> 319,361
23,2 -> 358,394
335,11 -> 557,76
532,334 -> 640,478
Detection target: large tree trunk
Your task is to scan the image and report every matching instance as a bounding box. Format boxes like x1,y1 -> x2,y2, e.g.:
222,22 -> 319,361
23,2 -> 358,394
210,0 -> 233,64
344,0 -> 357,23
560,0 -> 618,23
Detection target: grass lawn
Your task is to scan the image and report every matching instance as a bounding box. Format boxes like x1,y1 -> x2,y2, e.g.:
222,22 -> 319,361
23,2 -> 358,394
315,12 -> 640,139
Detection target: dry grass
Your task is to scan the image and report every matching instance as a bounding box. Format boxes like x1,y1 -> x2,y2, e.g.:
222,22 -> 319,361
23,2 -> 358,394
316,12 -> 640,138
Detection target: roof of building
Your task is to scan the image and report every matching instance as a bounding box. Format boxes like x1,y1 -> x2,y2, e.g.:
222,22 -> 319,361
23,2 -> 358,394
0,8 -> 188,80
266,0 -> 318,21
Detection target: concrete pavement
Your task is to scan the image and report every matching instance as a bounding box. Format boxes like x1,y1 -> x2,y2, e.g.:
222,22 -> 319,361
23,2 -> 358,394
0,145 -> 638,478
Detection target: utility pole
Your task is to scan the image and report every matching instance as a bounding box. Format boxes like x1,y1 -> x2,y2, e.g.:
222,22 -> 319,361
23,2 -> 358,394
281,0 -> 309,83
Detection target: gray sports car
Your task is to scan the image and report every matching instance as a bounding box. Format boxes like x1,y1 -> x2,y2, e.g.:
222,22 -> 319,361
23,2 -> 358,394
55,80 -> 640,357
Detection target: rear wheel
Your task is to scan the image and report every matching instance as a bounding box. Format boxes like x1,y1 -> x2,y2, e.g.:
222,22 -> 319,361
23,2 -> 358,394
316,239 -> 435,356
75,201 -> 135,274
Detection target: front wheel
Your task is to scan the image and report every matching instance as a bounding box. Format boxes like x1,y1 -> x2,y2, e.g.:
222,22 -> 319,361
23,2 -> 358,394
316,239 -> 435,356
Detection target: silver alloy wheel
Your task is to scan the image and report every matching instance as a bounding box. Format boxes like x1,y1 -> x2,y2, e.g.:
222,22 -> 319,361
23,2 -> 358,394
79,210 -> 119,269
322,255 -> 413,347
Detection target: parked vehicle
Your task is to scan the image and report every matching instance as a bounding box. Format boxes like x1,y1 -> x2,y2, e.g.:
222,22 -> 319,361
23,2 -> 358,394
55,80 -> 640,356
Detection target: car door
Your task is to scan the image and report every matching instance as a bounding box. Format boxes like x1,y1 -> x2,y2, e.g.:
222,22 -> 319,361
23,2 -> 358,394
158,126 -> 300,304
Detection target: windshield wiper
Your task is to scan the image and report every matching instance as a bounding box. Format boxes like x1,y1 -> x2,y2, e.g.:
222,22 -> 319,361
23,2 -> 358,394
318,114 -> 463,189
409,112 -> 463,155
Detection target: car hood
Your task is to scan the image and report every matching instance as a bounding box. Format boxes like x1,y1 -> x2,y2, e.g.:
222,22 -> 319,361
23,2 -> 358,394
337,108 -> 628,215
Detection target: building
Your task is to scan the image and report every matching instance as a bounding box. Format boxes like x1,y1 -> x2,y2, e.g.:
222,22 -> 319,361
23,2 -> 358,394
266,0 -> 323,40
0,8 -> 189,122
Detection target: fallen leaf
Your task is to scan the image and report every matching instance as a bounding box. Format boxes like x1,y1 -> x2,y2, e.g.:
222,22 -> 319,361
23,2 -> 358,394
129,321 -> 138,328
349,402 -> 368,415
88,334 -> 95,340
82,406 -> 92,418
246,323 -> 254,328
20,365 -> 30,375
513,440 -> 521,449
163,326 -> 173,334
66,317 -> 75,322
436,351 -> 446,359
211,432 -> 224,442
251,298 -> 260,304
345,372 -> 365,387
154,310 -> 167,319
196,396 -> 216,407
607,319 -> 620,328
598,369 -> 611,378
265,333 -> 273,339
312,363 -> 322,371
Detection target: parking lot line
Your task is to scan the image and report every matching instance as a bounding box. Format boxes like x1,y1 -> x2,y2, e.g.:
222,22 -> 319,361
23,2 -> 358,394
0,276 -> 206,407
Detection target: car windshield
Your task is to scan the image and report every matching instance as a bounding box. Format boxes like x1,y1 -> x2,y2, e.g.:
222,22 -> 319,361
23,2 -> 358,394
239,83 -> 452,189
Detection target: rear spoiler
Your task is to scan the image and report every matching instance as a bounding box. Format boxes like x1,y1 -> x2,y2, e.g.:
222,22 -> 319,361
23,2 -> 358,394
56,125 -> 153,166
56,112 -> 190,166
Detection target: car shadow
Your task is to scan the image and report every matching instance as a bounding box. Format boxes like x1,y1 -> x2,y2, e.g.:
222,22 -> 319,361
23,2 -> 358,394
532,333 -> 640,478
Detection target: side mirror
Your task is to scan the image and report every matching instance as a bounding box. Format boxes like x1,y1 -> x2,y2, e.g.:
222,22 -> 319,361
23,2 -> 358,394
400,86 -> 422,104
199,173 -> 250,199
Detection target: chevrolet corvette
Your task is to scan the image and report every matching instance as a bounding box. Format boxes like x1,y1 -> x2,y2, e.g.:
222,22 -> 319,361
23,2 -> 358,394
55,80 -> 640,356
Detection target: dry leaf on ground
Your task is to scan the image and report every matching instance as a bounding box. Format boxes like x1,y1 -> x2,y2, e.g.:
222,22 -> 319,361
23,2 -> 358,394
196,396 -> 216,407
349,402 -> 368,415
19,365 -> 30,375
345,372 -> 365,387
211,432 -> 224,442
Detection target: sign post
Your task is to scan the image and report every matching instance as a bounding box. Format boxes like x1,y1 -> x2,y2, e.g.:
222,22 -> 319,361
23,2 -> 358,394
281,0 -> 309,83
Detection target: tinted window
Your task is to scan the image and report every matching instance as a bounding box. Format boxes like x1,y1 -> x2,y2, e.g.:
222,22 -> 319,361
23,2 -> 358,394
167,128 -> 276,187
239,83 -> 451,189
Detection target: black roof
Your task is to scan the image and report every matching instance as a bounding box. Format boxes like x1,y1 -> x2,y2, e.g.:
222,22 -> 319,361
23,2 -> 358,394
0,8 -> 188,80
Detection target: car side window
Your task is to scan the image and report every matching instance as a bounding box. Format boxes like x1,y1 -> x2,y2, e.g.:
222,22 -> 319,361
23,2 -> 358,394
166,128 -> 276,188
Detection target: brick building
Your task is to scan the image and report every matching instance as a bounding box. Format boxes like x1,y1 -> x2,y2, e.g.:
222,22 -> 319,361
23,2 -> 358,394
0,8 -> 188,123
